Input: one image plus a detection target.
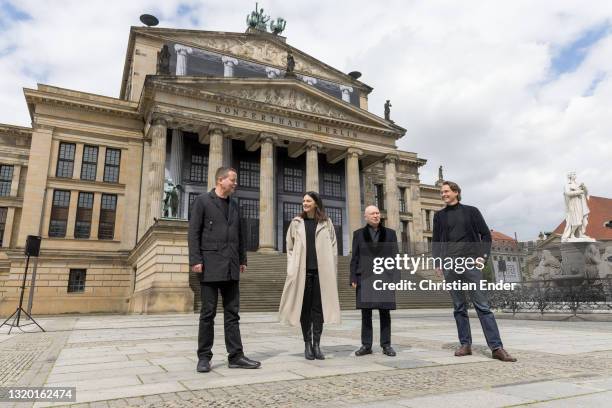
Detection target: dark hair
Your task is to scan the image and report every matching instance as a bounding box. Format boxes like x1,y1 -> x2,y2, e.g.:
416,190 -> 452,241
442,180 -> 461,201
300,191 -> 328,223
215,166 -> 237,183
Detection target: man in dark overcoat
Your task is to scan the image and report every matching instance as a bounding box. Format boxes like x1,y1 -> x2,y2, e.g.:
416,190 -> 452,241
188,166 -> 261,373
350,205 -> 398,357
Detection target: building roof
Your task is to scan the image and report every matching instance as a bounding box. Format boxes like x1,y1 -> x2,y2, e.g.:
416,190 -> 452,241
553,196 -> 612,241
490,229 -> 516,242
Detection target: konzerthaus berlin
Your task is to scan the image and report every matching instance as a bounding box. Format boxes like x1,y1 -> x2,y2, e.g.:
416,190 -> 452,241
0,22 -> 443,315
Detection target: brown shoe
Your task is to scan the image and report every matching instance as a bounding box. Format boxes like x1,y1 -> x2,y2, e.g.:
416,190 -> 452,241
454,344 -> 472,356
492,348 -> 517,362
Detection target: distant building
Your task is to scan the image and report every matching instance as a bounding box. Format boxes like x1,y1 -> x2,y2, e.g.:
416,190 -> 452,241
490,229 -> 523,282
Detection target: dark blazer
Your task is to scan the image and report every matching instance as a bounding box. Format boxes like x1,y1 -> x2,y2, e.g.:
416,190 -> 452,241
432,203 -> 492,260
188,189 -> 246,282
350,226 -> 398,310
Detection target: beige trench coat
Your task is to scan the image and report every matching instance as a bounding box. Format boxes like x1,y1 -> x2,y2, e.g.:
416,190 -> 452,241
278,216 -> 342,327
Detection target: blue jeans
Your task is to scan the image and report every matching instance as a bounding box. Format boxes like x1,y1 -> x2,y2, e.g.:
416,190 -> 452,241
444,268 -> 503,350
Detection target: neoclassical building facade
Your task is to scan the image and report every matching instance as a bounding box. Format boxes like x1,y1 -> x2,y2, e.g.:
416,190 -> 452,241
0,25 -> 443,315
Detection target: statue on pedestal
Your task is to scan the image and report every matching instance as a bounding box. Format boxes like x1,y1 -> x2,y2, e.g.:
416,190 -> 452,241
246,3 -> 270,31
561,172 -> 595,242
156,44 -> 170,75
163,178 -> 182,218
284,51 -> 296,78
384,100 -> 392,121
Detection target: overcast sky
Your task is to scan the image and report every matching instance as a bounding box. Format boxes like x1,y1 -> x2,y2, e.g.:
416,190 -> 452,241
1,0 -> 611,240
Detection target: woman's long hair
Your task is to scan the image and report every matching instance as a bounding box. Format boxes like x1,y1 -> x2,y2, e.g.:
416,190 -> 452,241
300,191 -> 328,223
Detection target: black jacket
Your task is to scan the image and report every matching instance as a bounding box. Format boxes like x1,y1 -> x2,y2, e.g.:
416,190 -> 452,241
188,189 -> 246,282
350,226 -> 398,309
432,203 -> 492,260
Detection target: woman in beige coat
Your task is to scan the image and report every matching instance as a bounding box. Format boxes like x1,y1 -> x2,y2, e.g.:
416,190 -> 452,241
279,191 -> 341,360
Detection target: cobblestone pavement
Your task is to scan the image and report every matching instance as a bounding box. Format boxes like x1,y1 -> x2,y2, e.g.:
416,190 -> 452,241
1,310 -> 612,407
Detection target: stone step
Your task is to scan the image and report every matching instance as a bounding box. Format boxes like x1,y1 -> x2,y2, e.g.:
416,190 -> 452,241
191,252 -> 450,313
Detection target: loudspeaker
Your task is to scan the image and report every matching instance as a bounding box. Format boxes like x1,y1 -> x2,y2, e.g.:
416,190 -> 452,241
25,235 -> 42,257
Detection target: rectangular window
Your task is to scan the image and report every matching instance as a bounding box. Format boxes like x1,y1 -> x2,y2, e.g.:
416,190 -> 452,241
399,187 -> 406,213
283,167 -> 304,193
322,172 -> 342,198
0,164 -> 13,196
75,192 -> 94,238
103,148 -> 121,183
0,207 -> 7,246
239,198 -> 259,219
80,145 -> 98,181
98,194 -> 117,240
326,206 -> 343,226
374,184 -> 385,211
425,209 -> 432,231
49,190 -> 71,237
67,269 -> 86,293
283,202 -> 303,221
239,160 -> 259,189
189,154 -> 208,183
56,142 -> 76,178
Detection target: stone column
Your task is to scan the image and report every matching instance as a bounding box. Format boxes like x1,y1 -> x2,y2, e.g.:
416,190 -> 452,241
170,129 -> 183,218
407,182 -> 424,251
174,44 -> 193,75
258,134 -> 277,253
384,155 -> 400,237
345,148 -> 363,242
204,126 -> 225,191
17,127 -> 53,245
222,56 -> 238,77
10,165 -> 21,196
305,141 -> 322,192
339,85 -> 353,103
147,117 -> 167,227
65,190 -> 78,238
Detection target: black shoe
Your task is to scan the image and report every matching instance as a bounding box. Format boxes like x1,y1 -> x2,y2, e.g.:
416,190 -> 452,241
312,342 -> 325,360
382,346 -> 396,357
196,359 -> 211,373
228,356 -> 261,369
355,346 -> 373,356
304,341 -> 315,360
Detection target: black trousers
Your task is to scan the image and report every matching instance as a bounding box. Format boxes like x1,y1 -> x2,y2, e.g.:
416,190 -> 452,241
197,280 -> 244,362
300,269 -> 324,343
361,308 -> 391,348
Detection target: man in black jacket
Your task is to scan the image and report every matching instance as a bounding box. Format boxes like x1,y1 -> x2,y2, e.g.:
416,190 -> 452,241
188,166 -> 261,373
350,205 -> 398,357
433,181 -> 516,362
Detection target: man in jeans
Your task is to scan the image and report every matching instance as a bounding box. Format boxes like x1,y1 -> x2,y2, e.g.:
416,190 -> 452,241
433,181 -> 516,362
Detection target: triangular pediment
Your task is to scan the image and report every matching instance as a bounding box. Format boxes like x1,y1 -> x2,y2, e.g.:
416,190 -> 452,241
133,27 -> 368,91
152,77 -> 397,131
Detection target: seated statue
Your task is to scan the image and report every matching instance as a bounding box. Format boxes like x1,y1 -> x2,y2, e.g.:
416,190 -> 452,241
532,250 -> 561,281
585,244 -> 612,279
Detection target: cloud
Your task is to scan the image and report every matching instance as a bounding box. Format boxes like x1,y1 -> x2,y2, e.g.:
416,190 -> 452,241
0,0 -> 610,240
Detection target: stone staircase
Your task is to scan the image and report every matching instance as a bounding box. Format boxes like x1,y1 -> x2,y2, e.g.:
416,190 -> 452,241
191,252 -> 450,313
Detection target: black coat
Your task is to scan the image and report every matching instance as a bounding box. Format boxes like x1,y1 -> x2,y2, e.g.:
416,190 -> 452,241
350,226 -> 398,310
188,190 -> 246,282
432,203 -> 492,260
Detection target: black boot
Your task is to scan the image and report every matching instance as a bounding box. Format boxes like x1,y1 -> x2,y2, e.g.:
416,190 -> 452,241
312,321 -> 325,360
304,341 -> 315,360
303,324 -> 315,360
